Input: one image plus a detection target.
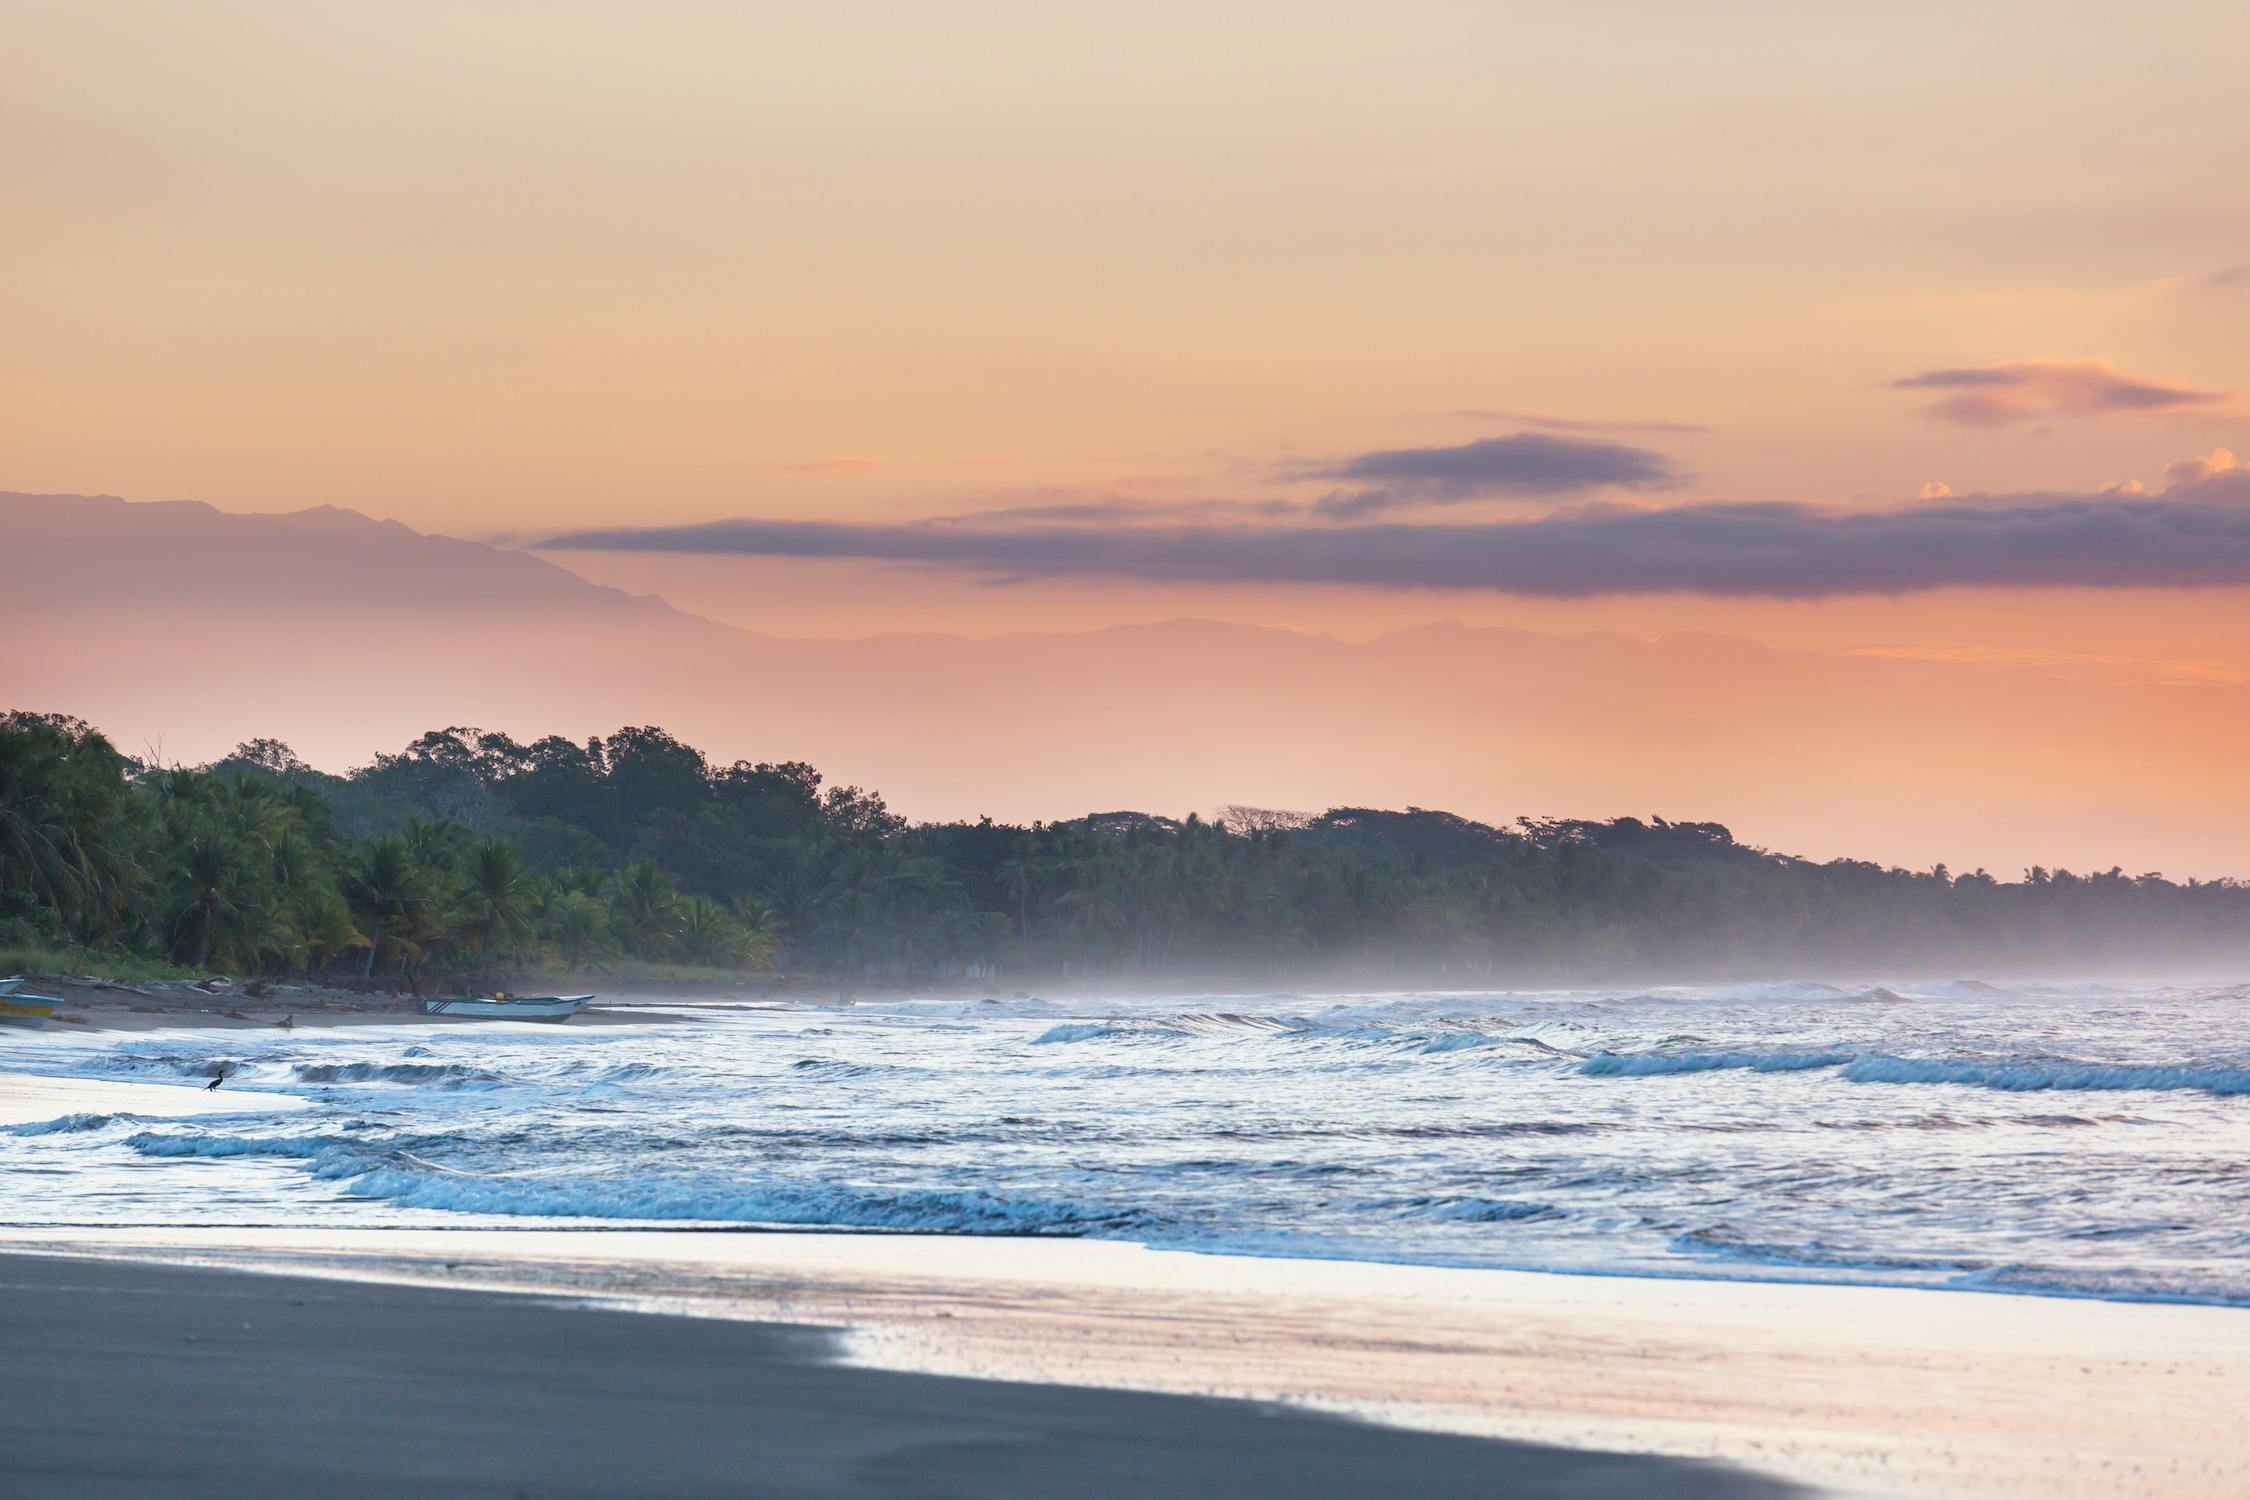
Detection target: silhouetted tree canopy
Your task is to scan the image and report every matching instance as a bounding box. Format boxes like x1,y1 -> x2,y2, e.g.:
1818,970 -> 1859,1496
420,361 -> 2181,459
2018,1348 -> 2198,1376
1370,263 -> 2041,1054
3,711 -> 2246,984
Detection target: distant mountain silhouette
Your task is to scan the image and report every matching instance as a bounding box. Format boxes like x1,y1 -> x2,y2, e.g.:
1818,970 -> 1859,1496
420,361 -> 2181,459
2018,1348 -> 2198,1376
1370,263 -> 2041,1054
5,490 -> 2246,877
1,491 -> 704,620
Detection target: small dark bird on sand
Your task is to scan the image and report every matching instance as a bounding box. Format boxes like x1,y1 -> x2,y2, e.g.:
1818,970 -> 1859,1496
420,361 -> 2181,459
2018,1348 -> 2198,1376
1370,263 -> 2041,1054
277,1015 -> 293,1029
205,1073 -> 223,1091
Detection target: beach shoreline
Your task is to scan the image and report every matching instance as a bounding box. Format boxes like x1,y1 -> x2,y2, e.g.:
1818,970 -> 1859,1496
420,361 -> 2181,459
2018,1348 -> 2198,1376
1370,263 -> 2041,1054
2,972 -> 720,1032
5,1224 -> 2243,1500
9,998 -> 2248,1499
0,1071 -> 312,1126
0,1250 -> 1801,1499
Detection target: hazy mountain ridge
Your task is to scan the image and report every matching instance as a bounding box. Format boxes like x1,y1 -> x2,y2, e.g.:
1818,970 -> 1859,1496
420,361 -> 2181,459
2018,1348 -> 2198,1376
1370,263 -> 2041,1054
1,492 -> 703,620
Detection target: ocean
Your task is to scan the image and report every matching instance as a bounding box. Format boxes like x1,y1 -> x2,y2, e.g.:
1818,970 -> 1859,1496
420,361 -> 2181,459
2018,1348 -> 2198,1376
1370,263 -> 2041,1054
7,980 -> 2250,1304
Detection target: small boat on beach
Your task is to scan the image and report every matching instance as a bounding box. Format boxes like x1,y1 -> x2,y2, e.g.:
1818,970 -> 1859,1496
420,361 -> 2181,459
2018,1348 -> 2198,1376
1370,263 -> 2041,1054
418,994 -> 592,1021
0,989 -> 65,1030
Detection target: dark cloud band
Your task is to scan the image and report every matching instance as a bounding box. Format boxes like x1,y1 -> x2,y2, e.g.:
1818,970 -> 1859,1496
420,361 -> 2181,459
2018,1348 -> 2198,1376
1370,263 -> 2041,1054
541,476 -> 2250,598
1890,359 -> 2234,427
1314,431 -> 1679,496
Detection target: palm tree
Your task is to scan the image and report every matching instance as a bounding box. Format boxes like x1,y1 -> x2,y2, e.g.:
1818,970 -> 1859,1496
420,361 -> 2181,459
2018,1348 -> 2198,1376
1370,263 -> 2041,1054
459,838 -> 534,972
996,840 -> 1039,938
673,896 -> 741,966
1056,849 -> 1128,953
403,816 -> 464,873
606,859 -> 681,958
167,829 -> 255,971
817,845 -> 885,990
882,854 -> 963,979
544,890 -> 615,970
1115,840 -> 1179,970
0,713 -> 131,932
342,837 -> 434,979
265,826 -> 346,970
732,893 -> 786,969
767,836 -> 824,938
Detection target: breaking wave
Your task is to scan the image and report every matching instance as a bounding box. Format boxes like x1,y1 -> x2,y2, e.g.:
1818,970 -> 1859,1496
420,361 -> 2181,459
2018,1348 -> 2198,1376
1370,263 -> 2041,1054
1580,1050 -> 1854,1077
127,1131 -> 412,1180
340,1171 -> 1153,1233
1031,1015 -> 1576,1058
1033,1022 -> 1139,1044
291,1061 -> 503,1087
1385,1196 -> 1559,1223
1838,1056 -> 2250,1095
1582,1049 -> 2250,1096
1033,1012 -> 1304,1044
1672,1227 -> 1992,1274
5,1112 -> 114,1136
121,1128 -> 1152,1234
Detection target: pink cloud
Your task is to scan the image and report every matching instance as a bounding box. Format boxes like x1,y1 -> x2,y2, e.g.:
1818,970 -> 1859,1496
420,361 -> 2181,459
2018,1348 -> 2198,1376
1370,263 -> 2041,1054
2102,449 -> 2245,499
1454,409 -> 1708,434
2163,447 -> 2241,489
1891,359 -> 2236,427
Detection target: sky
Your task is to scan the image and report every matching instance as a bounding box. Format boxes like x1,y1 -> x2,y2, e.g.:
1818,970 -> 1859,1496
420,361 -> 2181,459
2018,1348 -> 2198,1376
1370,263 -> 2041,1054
6,2 -> 2250,864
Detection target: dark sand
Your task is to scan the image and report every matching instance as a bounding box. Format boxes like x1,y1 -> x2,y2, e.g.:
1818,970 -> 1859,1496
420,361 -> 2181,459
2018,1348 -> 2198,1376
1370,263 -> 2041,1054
22,976 -> 703,1031
0,1254 -> 1803,1499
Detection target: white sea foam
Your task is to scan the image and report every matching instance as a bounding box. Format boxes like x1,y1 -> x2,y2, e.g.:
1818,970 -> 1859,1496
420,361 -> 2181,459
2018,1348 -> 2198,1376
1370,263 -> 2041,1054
1579,1050 -> 1855,1077
4,1111 -> 113,1136
1385,1196 -> 1558,1223
1579,1048 -> 2250,1096
340,1170 -> 1150,1233
291,1061 -> 503,1087
1839,1055 -> 2250,1095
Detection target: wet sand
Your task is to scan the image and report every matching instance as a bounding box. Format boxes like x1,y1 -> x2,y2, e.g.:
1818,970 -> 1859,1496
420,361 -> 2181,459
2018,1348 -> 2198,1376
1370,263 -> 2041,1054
42,1004 -> 695,1031
13,974 -> 717,1031
0,1071 -> 310,1126
0,1252 -> 1796,1499
8,1227 -> 2245,1500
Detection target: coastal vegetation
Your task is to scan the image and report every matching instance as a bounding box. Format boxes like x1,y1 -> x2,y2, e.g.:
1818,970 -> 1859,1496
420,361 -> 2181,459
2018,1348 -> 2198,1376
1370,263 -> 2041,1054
4,709 -> 2248,986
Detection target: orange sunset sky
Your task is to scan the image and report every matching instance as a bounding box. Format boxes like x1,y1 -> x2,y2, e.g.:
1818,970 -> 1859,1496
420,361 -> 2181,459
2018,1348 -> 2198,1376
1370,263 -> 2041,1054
6,2 -> 2250,874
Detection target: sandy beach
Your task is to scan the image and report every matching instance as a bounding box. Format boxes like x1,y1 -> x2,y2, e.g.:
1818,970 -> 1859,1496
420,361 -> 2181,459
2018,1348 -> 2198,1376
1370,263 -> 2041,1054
4,1224 -> 2242,1500
0,1250 -> 1796,1499
0,1071 -> 311,1127
6,973 -> 725,1032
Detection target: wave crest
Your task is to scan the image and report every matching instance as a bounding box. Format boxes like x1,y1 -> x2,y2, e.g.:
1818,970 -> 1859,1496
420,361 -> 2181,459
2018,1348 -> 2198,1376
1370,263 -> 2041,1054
341,1170 -> 1152,1233
291,1062 -> 502,1087
5,1112 -> 114,1136
1579,1050 -> 1853,1077
122,1128 -> 1149,1235
1840,1056 -> 2250,1095
1580,1048 -> 2250,1096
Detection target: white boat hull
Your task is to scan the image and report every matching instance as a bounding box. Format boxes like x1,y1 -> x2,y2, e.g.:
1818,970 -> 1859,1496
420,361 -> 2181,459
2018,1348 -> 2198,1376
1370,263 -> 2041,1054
419,995 -> 591,1021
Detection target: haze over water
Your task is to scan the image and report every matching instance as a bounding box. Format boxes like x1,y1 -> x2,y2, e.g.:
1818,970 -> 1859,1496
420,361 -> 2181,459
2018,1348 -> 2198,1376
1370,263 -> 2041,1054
10,982 -> 2250,1305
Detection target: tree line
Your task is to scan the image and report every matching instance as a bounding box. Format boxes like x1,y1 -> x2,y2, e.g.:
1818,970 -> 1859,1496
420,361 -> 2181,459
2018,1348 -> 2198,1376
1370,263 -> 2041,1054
5,709 -> 2247,986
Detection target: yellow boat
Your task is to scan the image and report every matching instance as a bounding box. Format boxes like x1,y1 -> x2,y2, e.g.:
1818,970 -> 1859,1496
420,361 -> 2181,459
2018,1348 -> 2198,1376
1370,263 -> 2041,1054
0,987 -> 64,1029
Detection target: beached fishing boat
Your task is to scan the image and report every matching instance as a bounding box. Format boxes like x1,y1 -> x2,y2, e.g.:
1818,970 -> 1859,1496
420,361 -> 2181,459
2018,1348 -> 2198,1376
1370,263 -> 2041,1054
418,994 -> 592,1021
0,990 -> 65,1030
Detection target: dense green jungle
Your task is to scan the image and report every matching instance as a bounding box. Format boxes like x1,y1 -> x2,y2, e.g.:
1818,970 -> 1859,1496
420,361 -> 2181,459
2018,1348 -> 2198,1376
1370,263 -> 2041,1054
3,710 -> 2246,986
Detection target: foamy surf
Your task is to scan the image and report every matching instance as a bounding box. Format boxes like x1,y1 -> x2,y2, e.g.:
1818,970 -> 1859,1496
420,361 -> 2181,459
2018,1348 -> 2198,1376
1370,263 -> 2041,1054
4,980 -> 2249,1305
